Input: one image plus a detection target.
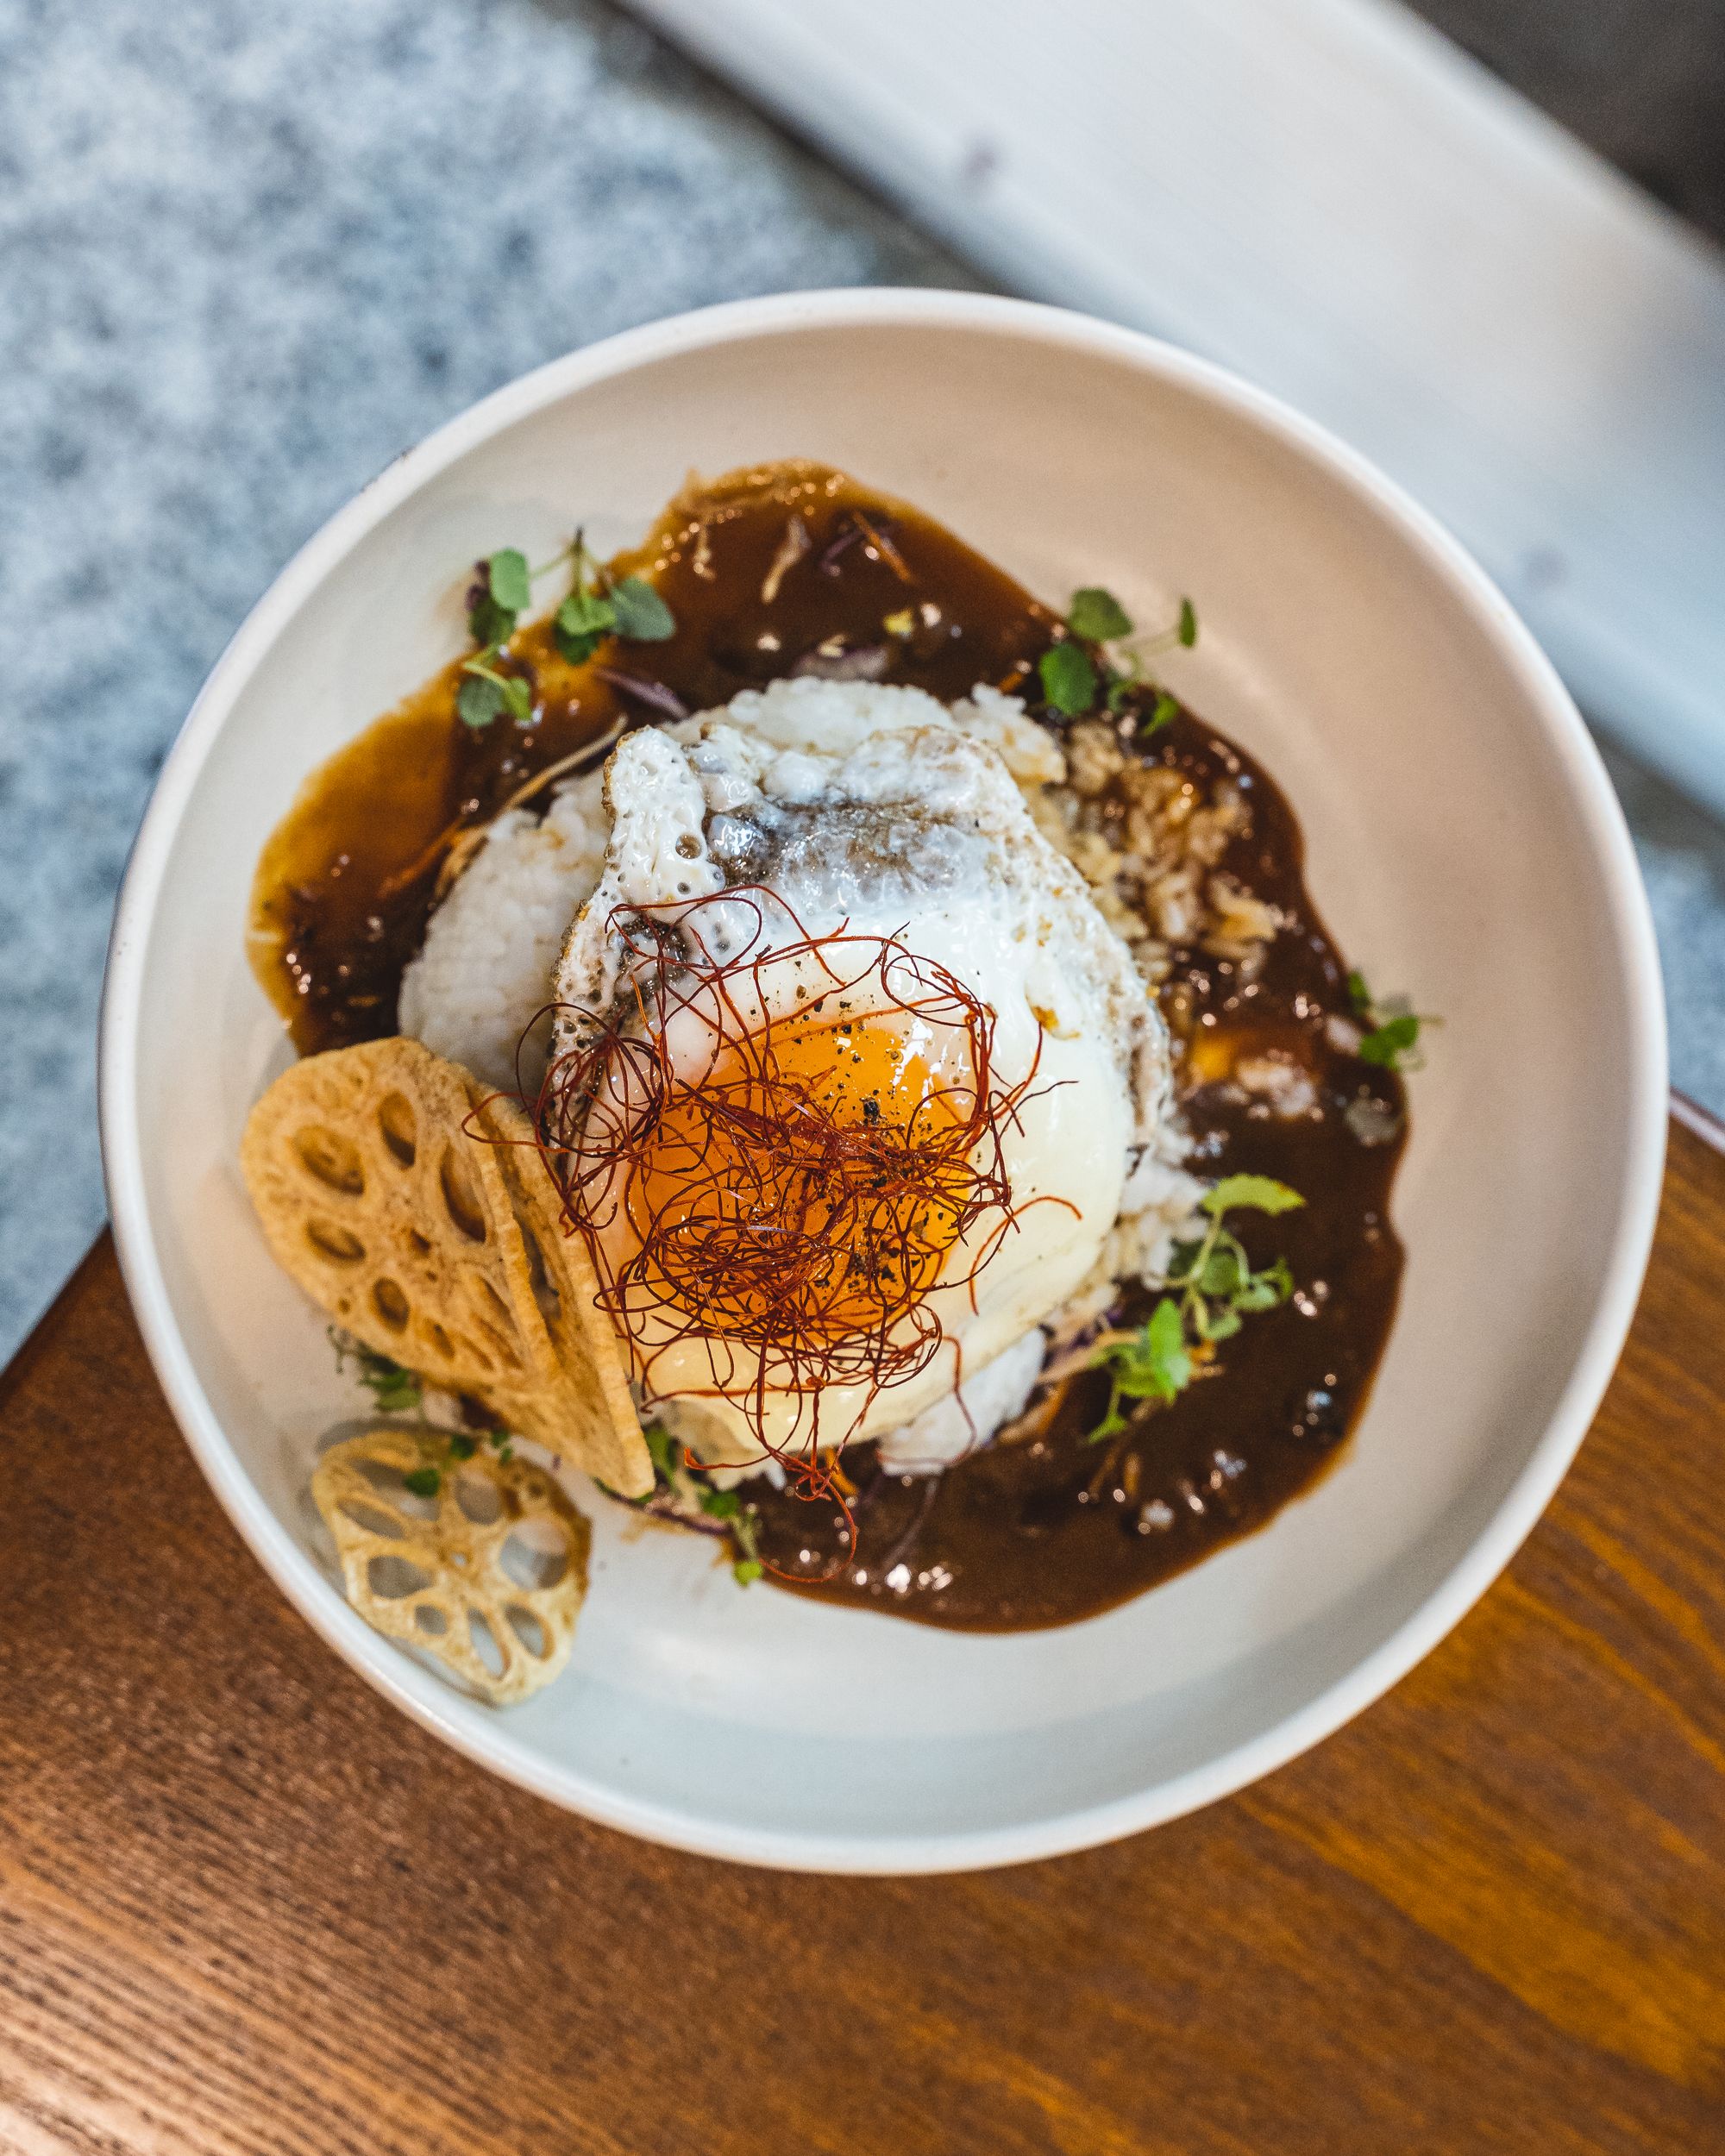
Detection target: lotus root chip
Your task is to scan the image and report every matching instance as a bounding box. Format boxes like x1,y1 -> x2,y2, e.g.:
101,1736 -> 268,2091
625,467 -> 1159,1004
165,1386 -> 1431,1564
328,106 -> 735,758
312,1428 -> 590,1705
240,1037 -> 559,1399
476,1092 -> 652,1500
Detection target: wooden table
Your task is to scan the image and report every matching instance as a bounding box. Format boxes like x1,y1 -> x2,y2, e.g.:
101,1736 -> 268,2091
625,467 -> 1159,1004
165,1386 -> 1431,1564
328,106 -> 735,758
3,1118 -> 1723,2155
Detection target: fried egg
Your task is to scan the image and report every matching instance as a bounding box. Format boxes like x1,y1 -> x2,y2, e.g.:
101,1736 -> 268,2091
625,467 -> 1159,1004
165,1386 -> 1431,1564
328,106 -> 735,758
548,681 -> 1176,1470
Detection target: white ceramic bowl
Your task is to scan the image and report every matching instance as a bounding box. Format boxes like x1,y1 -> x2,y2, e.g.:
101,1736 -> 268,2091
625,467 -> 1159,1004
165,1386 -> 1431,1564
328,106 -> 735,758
101,291 -> 1666,1872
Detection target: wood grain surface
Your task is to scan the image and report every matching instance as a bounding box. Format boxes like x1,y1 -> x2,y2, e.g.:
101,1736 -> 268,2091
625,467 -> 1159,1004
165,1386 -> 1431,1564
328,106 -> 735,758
3,1119 -> 1723,2154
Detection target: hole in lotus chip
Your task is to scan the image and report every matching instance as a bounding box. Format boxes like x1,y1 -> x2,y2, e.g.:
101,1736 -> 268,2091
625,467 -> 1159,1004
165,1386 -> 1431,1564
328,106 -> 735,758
505,1605 -> 549,1659
372,1277 -> 410,1331
307,1219 -> 366,1263
378,1091 -> 417,1166
295,1125 -> 366,1194
473,1275 -> 512,1326
414,1605 -> 448,1637
500,1519 -> 568,1592
518,1222 -> 562,1328
367,1552 -> 432,1600
354,1455 -> 407,1496
452,1469 -> 503,1526
338,1495 -> 405,1539
452,1330 -> 493,1374
474,1321 -> 519,1373
459,1276 -> 522,1371
467,1610 -> 506,1680
352,1456 -> 438,1520
439,1145 -> 488,1242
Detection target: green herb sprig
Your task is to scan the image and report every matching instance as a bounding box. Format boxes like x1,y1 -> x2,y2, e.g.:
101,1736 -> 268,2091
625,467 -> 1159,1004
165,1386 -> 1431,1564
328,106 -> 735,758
699,1485 -> 765,1584
457,656 -> 534,730
457,533 -> 679,730
1140,689 -> 1180,737
1067,586 -> 1133,642
329,1330 -> 423,1414
327,1333 -> 519,1494
640,1423 -> 763,1584
1347,972 -> 1438,1072
466,548 -> 531,646
1038,586 -> 1199,722
1088,1175 -> 1302,1441
459,548 -> 537,730
399,1430 -> 496,1500
554,532 -> 676,664
1038,639 -> 1098,718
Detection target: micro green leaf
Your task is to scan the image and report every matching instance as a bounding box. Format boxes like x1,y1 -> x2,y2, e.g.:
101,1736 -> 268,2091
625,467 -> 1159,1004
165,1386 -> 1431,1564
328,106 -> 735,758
1143,689 -> 1179,739
699,1487 -> 741,1520
1233,1256 -> 1294,1313
330,1331 -> 423,1413
609,575 -> 676,642
500,674 -> 534,725
1086,1399 -> 1130,1445
1346,972 -> 1435,1072
486,548 -> 532,614
643,1422 -> 680,1483
555,586 -> 618,665
1202,1174 -> 1306,1218
467,591 -> 516,648
1068,586 -> 1133,642
367,1366 -> 421,1413
1038,640 -> 1098,717
1197,1241 -> 1245,1299
1089,1297 -> 1192,1429
447,1434 -> 478,1461
1137,1296 -> 1193,1401
1114,594 -> 1201,668
457,672 -> 506,730
1359,1013 -> 1421,1067
402,1466 -> 441,1499
1195,1303 -> 1243,1344
733,1558 -> 764,1586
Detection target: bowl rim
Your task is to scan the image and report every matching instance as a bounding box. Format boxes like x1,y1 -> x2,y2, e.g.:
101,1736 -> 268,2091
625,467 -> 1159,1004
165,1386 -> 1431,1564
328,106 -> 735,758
98,286 -> 1668,1874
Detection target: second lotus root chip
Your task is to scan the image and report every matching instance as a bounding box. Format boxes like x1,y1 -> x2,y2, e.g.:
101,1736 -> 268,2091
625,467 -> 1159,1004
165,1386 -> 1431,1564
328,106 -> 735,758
476,1091 -> 651,1500
313,1427 -> 591,1705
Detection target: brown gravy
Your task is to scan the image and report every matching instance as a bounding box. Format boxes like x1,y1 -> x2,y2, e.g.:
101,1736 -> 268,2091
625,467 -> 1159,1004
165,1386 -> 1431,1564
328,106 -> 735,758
251,461 -> 1406,1633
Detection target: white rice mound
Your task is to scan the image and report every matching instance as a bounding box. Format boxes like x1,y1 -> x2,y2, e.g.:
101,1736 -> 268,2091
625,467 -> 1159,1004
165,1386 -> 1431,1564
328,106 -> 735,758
398,771 -> 607,1092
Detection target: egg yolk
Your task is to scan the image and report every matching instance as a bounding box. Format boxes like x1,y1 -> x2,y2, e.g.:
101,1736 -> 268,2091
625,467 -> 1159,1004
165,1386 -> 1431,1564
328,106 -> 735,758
618,1008 -> 978,1345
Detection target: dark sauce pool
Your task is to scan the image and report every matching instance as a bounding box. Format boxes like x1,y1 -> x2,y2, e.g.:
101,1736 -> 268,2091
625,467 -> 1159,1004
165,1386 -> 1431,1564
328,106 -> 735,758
252,460 -> 1407,1633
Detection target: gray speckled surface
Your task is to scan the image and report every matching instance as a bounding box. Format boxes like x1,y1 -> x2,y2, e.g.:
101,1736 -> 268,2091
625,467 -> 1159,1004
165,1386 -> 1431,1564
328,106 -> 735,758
0,0 -> 971,1357
1,0 -> 1720,1363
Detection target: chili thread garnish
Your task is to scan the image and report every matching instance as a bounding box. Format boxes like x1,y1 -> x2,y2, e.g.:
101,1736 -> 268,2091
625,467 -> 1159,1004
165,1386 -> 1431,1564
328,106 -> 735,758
514,887 -> 1066,1570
